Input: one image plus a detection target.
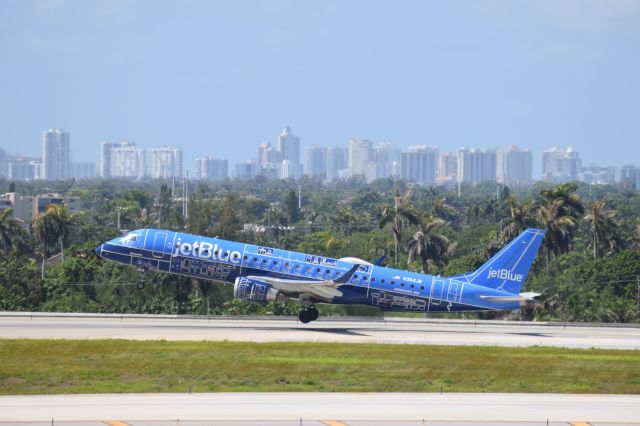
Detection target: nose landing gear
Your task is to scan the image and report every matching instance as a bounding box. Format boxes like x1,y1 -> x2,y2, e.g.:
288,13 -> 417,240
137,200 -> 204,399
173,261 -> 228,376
298,306 -> 319,323
136,267 -> 146,289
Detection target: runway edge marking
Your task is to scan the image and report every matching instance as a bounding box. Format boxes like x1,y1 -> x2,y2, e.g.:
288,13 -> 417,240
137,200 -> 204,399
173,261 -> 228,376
104,420 -> 131,426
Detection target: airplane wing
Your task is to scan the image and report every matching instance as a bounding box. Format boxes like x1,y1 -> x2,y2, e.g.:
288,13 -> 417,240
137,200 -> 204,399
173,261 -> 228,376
479,292 -> 540,308
246,264 -> 360,301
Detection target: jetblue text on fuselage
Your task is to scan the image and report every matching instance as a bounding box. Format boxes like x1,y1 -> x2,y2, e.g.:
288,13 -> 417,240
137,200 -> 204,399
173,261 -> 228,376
174,239 -> 241,264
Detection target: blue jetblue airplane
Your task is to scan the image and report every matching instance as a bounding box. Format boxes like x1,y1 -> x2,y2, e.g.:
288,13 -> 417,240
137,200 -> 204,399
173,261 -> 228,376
96,228 -> 545,323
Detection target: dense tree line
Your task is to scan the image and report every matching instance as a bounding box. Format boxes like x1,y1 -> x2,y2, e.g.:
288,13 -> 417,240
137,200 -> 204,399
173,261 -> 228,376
0,176 -> 639,322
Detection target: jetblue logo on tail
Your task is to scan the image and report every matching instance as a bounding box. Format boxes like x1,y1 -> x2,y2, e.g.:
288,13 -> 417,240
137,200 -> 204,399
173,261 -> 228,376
487,268 -> 523,282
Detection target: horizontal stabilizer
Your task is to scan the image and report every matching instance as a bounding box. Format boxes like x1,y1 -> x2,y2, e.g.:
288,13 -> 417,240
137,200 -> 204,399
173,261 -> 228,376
479,292 -> 540,308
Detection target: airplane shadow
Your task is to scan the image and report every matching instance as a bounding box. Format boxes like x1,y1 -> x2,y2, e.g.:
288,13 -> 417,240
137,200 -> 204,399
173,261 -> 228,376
262,327 -> 368,336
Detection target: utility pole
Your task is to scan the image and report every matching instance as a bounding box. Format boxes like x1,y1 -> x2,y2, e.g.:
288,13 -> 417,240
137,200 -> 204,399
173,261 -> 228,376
637,275 -> 640,319
298,184 -> 302,209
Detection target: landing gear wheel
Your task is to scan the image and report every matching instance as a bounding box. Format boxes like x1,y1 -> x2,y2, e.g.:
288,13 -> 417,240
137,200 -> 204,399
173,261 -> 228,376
136,267 -> 146,290
136,281 -> 145,290
298,306 -> 319,324
309,307 -> 319,321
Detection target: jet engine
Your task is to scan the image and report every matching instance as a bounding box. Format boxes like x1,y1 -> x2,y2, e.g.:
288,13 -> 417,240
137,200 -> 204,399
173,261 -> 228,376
233,277 -> 284,304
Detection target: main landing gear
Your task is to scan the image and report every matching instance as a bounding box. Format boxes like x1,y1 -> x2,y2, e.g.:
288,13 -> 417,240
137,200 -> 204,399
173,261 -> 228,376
298,306 -> 319,324
136,267 -> 146,289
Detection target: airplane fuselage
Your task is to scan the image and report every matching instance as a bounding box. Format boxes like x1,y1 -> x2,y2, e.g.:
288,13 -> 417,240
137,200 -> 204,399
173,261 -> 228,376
97,228 -> 528,313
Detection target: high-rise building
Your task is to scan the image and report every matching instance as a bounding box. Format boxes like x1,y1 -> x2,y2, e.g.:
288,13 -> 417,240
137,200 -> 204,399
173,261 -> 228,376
618,165 -> 640,189
42,128 -> 70,180
69,162 -> 96,179
542,147 -> 581,183
457,148 -> 497,184
371,142 -> 401,181
148,147 -> 182,179
196,156 -> 228,181
326,147 -> 348,181
401,145 -> 439,186
235,160 -> 260,180
438,152 -> 457,184
8,162 -> 38,181
348,139 -> 373,178
276,126 -> 300,164
112,145 -> 145,178
580,164 -> 616,185
496,145 -> 532,185
304,145 -> 327,179
0,148 -> 7,178
99,140 -> 135,178
280,160 -> 302,180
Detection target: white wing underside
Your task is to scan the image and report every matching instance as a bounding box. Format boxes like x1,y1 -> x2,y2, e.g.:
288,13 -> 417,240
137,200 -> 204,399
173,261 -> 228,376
246,275 -> 344,300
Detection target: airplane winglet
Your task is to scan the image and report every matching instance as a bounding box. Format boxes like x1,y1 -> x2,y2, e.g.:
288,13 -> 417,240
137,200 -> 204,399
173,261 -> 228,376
333,264 -> 361,285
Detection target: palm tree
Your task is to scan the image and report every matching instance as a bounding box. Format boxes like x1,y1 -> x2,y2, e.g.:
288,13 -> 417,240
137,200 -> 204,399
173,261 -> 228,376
536,199 -> 578,265
406,214 -> 456,273
32,203 -> 77,279
584,200 -> 625,259
498,198 -> 537,245
0,208 -> 22,253
378,188 -> 420,267
540,182 -> 584,220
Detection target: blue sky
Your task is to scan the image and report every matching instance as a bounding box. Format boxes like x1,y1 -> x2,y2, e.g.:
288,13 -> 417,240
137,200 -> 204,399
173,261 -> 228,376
1,0 -> 639,177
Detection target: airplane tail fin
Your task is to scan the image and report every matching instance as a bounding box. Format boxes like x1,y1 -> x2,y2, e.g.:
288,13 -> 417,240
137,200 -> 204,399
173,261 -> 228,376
451,228 -> 544,294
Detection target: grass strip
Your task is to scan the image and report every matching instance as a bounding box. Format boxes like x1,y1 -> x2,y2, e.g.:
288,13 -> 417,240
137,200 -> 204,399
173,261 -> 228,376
0,339 -> 639,394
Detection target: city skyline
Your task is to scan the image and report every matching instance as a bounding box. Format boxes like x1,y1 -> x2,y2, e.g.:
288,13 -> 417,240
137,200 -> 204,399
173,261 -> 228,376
1,1 -> 638,177
0,125 -> 635,188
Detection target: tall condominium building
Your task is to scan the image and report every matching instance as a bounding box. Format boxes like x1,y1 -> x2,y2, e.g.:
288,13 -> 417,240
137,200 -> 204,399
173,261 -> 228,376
348,139 -> 373,178
542,147 -> 581,182
438,152 -> 457,183
8,161 -> 39,181
0,148 -> 6,178
371,142 -> 401,181
618,165 -> 640,189
69,162 -> 96,179
148,147 -> 182,179
280,160 -> 302,180
257,142 -> 278,164
304,145 -> 327,179
496,145 -> 532,185
276,126 -> 300,164
235,160 -> 260,180
42,128 -> 70,180
457,148 -> 497,184
196,156 -> 228,181
99,140 -> 135,178
326,146 -> 348,181
579,164 -> 616,185
401,145 -> 439,186
112,145 -> 146,178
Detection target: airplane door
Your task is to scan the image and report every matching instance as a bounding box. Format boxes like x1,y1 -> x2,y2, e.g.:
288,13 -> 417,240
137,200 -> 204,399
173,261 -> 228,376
152,232 -> 167,259
446,281 -> 461,303
430,278 -> 446,305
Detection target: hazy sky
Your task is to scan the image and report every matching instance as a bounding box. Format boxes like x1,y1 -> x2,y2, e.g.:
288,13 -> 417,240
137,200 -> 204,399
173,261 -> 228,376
1,0 -> 639,176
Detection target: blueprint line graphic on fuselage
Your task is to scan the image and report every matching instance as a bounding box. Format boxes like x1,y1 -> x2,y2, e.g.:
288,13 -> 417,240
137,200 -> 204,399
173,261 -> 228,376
96,228 -> 545,323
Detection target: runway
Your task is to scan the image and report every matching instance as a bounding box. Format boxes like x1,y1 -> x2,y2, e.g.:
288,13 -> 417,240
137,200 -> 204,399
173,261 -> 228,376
1,392 -> 639,424
1,313 -> 639,349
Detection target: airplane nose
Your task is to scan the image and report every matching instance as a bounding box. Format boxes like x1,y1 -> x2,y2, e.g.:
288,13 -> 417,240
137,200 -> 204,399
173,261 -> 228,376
95,244 -> 103,257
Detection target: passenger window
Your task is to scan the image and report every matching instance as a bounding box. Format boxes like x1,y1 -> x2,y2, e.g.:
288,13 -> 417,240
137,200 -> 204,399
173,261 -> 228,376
420,286 -> 424,290
391,281 -> 395,285
371,277 -> 376,282
381,279 -> 385,283
400,283 -> 405,287
410,284 -> 415,289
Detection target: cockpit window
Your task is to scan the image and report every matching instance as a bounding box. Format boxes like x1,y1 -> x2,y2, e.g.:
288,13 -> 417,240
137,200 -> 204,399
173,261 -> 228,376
123,234 -> 138,242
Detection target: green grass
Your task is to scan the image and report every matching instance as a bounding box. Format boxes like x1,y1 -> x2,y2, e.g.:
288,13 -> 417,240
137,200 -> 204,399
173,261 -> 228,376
0,339 -> 639,394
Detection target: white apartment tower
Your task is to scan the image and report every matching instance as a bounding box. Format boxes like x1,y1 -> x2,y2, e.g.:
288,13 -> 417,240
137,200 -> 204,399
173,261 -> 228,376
542,147 -> 581,183
348,139 -> 373,178
148,147 -> 182,179
438,152 -> 457,183
457,148 -> 497,184
42,128 -> 70,180
326,147 -> 348,181
401,145 -> 439,186
196,156 -> 228,181
497,145 -> 532,185
277,126 -> 300,164
304,145 -> 327,179
112,145 -> 146,178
